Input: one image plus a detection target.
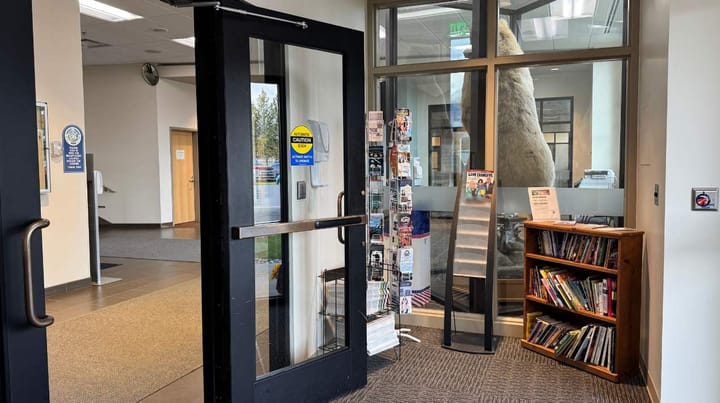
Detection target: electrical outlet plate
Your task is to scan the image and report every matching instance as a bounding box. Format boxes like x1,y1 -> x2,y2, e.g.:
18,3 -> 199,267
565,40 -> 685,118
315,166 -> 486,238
691,187 -> 718,211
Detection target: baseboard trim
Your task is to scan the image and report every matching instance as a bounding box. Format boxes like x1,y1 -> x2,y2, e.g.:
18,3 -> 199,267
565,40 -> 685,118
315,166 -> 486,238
99,222 -> 173,229
45,277 -> 92,297
400,308 -> 523,338
640,357 -> 660,403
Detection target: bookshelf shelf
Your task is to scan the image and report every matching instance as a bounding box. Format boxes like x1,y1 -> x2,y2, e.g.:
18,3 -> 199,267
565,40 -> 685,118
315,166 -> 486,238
522,221 -> 643,383
525,295 -> 616,325
525,253 -> 618,275
520,340 -> 619,382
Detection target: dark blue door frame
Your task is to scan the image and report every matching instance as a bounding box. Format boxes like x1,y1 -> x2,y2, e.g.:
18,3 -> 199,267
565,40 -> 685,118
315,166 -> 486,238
194,1 -> 367,402
0,2 -> 52,402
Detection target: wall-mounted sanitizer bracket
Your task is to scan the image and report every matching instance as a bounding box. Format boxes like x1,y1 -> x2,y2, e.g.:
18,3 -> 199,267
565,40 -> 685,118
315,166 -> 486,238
306,120 -> 330,188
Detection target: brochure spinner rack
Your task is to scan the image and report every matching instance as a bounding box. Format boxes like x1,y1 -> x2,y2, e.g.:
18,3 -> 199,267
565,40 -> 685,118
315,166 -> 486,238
365,111 -> 398,357
366,109 -> 416,357
522,221 -> 643,382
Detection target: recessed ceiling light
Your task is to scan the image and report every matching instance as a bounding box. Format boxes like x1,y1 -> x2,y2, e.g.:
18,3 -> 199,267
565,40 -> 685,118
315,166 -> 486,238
551,68 -> 560,71
145,49 -> 162,54
172,37 -> 195,48
79,0 -> 143,22
152,27 -> 169,33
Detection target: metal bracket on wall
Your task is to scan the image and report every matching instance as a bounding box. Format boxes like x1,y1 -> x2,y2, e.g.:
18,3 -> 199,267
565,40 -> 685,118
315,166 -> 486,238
163,1 -> 309,29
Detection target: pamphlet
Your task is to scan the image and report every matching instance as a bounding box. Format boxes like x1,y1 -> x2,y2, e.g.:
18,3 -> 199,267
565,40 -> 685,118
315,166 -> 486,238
369,213 -> 384,245
367,111 -> 384,143
368,145 -> 384,177
398,247 -> 413,273
528,187 -> 561,221
399,295 -> 412,314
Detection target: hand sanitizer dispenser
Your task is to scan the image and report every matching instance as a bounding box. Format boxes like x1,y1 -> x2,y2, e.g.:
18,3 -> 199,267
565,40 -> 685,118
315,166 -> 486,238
305,120 -> 330,188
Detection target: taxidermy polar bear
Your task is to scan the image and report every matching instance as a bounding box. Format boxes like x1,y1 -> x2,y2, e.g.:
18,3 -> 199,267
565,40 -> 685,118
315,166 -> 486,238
461,19 -> 555,187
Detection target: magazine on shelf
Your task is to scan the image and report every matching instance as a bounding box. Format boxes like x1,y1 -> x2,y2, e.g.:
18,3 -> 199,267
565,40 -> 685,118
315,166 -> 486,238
465,169 -> 494,200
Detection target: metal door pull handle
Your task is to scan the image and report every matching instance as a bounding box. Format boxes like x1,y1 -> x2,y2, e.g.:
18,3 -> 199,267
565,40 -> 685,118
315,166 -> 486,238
337,191 -> 345,244
22,219 -> 54,328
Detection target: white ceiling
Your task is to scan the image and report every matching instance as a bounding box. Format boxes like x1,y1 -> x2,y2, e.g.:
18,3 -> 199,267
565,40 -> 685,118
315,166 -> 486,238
81,0 -> 195,66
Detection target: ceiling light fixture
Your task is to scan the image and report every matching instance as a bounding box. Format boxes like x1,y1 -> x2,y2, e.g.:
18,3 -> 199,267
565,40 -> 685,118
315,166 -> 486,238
550,0 -> 597,19
397,6 -> 458,20
172,36 -> 196,48
79,0 -> 143,22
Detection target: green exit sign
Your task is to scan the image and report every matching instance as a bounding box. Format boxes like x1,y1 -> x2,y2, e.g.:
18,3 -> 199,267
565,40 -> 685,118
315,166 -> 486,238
449,22 -> 469,37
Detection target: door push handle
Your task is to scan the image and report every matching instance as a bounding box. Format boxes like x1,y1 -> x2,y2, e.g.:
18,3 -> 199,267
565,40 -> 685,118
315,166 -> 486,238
315,216 -> 363,229
22,219 -> 54,328
337,191 -> 345,244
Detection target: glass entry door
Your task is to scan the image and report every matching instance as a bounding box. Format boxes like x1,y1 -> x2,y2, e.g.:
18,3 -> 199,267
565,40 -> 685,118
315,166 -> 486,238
195,3 -> 366,402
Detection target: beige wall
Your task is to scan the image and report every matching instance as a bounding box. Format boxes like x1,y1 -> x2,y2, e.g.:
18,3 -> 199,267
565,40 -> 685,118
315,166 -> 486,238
84,64 -> 161,224
637,0 -> 669,400
33,0 -> 90,287
157,79 -> 198,224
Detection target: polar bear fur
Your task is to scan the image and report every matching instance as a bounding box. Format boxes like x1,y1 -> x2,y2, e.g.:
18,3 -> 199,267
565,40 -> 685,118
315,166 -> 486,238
461,19 -> 555,187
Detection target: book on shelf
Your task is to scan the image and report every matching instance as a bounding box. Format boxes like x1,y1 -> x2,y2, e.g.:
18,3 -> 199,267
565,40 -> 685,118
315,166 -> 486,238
530,265 -> 617,318
535,230 -> 620,269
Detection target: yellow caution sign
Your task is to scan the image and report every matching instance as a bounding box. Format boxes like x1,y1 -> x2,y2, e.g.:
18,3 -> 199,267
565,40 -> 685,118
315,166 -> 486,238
290,125 -> 314,166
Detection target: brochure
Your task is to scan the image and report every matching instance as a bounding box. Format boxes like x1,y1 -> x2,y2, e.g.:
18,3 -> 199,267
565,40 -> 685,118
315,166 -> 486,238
368,145 -> 384,177
367,111 -> 384,143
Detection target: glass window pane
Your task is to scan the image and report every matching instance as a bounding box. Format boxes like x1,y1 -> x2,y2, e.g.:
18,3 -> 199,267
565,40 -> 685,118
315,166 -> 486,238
542,99 -> 572,122
498,0 -> 627,54
376,8 -> 389,67
543,133 -> 555,143
498,60 -> 623,189
376,70 -> 487,315
543,123 -> 572,132
377,1 -> 476,66
495,59 -> 625,317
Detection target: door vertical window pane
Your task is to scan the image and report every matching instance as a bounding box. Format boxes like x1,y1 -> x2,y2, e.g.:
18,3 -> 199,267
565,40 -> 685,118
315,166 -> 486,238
251,38 -> 347,378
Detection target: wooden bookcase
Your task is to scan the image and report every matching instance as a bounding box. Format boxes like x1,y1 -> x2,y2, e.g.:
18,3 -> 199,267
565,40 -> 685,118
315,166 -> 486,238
521,221 -> 643,382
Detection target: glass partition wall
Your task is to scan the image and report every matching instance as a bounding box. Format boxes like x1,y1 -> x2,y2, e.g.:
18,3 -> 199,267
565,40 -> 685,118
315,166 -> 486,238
368,0 -> 637,330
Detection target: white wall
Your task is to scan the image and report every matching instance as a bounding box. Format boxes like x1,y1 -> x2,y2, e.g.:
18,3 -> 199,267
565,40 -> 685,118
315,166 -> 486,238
591,61 -> 622,176
252,0 -> 365,31
156,79 -> 198,223
661,1 -> 720,401
33,0 -> 91,287
84,65 -> 161,224
636,0 -> 669,399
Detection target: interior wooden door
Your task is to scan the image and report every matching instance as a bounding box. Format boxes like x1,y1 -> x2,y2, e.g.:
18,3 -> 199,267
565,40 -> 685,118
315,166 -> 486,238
171,130 -> 196,224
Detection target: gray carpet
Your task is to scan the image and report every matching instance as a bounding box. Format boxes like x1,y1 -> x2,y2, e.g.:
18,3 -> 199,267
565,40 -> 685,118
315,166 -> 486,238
100,228 -> 200,262
334,327 -> 649,403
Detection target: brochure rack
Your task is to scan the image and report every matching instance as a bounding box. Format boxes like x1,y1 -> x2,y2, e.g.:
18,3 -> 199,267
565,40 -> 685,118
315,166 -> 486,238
365,109 -> 419,358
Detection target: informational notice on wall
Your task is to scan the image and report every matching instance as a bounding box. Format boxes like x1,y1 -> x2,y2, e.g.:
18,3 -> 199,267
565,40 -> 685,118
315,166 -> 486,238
528,187 -> 561,221
62,125 -> 85,173
290,125 -> 314,166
